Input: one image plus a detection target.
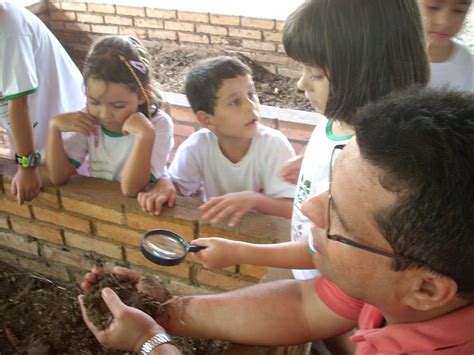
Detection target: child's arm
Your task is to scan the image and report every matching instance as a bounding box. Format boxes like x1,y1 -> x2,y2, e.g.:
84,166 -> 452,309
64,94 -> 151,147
190,237 -> 314,270
8,96 -> 42,204
137,177 -> 177,216
120,113 -> 156,197
279,154 -> 304,184
47,111 -> 97,185
200,192 -> 293,227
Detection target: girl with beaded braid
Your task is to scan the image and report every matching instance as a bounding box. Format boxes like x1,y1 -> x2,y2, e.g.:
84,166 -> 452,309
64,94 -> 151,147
47,35 -> 174,197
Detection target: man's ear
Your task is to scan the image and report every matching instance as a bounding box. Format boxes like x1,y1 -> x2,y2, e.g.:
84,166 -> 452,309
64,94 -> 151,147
402,271 -> 458,311
196,111 -> 216,131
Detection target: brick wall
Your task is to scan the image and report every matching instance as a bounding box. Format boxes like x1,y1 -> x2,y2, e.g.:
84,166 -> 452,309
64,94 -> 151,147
43,1 -> 301,78
0,158 -> 291,295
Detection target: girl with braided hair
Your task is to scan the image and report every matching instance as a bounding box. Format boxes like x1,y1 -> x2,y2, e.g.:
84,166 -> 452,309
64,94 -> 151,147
47,35 -> 174,198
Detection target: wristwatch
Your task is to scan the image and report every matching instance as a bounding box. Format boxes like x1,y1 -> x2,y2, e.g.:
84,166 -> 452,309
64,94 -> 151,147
15,151 -> 41,168
140,333 -> 173,355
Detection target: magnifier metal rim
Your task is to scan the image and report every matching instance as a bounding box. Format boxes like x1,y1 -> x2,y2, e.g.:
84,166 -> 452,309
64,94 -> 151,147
141,229 -> 189,266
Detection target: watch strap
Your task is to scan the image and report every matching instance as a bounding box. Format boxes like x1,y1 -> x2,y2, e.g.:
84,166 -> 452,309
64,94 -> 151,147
140,333 -> 173,355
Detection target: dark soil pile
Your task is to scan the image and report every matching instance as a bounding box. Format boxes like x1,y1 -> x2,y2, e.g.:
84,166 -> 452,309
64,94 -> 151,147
0,261 -> 228,354
149,47 -> 312,111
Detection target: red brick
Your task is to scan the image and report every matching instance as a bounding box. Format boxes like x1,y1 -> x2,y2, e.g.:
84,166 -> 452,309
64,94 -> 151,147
179,32 -> 209,44
87,3 -> 116,14
178,11 -> 209,23
134,17 -> 163,28
0,197 -> 31,218
116,6 -> 144,17
76,13 -> 104,24
61,197 -> 123,224
242,39 -> 276,52
64,231 -> 122,259
0,231 -> 38,255
276,21 -> 284,31
209,36 -> 241,47
49,11 -> 76,21
105,15 -> 133,26
61,2 -> 86,11
210,14 -> 240,26
0,214 -> 9,229
164,21 -> 194,32
278,121 -> 314,142
146,8 -> 176,19
48,21 -> 64,30
229,28 -> 261,40
64,22 -> 91,32
119,26 -> 147,38
263,31 -> 282,43
241,17 -> 275,30
96,222 -> 142,246
42,244 -> 96,270
126,213 -> 195,241
91,25 -> 118,34
18,257 -> 70,281
196,24 -> 227,36
173,123 -> 196,137
11,217 -> 63,245
169,105 -> 198,124
255,53 -> 291,65
149,29 -> 177,41
168,279 -> 210,295
33,206 -> 91,232
0,247 -> 17,264
126,247 -> 190,279
32,190 -> 60,209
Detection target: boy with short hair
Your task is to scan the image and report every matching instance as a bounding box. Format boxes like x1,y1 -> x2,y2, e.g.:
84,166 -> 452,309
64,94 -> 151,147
169,56 -> 296,227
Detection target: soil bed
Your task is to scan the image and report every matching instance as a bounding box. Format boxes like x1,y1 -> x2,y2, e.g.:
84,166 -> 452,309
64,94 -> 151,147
0,261 -> 228,354
150,47 -> 312,111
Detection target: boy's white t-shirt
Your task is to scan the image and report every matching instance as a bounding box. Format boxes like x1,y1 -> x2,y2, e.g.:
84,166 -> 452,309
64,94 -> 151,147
63,111 -> 174,182
429,40 -> 473,93
0,0 -> 85,156
169,124 -> 296,201
291,118 -> 353,280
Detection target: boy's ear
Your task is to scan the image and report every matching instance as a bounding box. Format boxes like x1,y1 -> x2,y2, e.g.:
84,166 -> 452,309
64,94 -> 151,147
196,111 -> 216,131
401,271 -> 459,311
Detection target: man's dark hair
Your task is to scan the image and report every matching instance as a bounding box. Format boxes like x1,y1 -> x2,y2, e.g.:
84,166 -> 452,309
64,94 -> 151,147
184,56 -> 252,115
283,0 -> 429,125
356,86 -> 474,299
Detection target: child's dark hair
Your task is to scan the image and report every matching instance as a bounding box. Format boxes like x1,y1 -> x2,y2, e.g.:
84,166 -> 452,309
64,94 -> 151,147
356,87 -> 474,299
185,56 -> 252,114
283,0 -> 430,125
83,35 -> 165,118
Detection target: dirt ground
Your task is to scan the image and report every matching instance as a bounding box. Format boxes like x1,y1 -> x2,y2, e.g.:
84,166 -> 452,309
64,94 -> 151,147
0,261 -> 228,354
150,47 -> 312,111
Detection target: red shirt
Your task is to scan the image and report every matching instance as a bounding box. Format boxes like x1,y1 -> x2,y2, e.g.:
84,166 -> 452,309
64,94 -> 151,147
315,277 -> 474,354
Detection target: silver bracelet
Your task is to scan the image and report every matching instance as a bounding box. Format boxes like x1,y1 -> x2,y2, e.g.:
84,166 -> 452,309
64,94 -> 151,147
139,333 -> 173,355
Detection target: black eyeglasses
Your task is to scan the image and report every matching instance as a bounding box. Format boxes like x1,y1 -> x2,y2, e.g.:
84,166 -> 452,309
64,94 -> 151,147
309,144 -> 424,265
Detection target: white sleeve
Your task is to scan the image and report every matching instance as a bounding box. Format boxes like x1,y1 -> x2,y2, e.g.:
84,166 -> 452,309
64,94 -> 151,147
62,131 -> 88,168
261,131 -> 296,199
149,111 -> 174,181
168,133 -> 203,196
0,34 -> 38,98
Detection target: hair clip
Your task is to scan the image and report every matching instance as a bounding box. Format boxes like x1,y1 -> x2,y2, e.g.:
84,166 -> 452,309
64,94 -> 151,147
130,60 -> 147,74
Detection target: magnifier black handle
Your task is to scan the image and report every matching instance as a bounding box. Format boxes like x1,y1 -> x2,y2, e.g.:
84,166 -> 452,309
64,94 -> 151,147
188,245 -> 206,253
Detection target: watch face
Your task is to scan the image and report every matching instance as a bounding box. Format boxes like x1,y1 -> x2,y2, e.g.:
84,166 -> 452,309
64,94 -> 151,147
29,152 -> 41,167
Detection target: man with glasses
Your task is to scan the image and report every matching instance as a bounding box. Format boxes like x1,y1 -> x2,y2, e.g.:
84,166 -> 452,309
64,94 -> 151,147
80,87 -> 474,354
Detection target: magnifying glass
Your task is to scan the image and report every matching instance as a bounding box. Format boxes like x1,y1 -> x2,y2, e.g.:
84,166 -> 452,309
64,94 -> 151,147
141,229 -> 206,266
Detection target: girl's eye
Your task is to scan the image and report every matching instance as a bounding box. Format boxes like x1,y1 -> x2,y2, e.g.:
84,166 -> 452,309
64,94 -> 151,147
113,105 -> 126,109
453,9 -> 467,14
230,98 -> 241,106
89,101 -> 100,106
426,5 -> 439,11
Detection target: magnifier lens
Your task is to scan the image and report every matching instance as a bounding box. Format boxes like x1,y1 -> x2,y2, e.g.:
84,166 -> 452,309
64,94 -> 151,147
143,234 -> 187,259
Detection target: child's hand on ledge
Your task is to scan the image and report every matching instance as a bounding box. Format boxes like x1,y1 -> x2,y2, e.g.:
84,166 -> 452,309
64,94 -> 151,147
199,191 -> 257,228
138,177 -> 176,216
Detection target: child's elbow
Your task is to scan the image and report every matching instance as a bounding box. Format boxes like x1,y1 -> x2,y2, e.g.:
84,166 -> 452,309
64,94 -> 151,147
121,184 -> 141,198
